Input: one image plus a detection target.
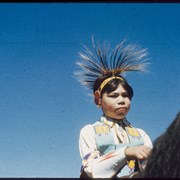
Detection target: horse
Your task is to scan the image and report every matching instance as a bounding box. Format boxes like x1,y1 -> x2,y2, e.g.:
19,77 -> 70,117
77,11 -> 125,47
142,112 -> 180,178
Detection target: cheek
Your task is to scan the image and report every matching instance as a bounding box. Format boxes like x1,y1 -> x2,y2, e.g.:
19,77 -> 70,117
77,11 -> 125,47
101,100 -> 114,112
101,101 -> 108,109
126,99 -> 131,109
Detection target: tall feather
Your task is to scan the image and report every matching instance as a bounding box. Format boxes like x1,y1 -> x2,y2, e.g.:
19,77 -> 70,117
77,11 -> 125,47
74,38 -> 149,90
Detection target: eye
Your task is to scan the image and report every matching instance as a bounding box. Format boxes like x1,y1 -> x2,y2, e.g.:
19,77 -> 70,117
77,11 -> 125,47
122,93 -> 129,98
108,93 -> 119,98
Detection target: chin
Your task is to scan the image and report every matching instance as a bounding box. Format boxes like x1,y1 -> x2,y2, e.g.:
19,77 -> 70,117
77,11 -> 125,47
106,112 -> 126,120
112,115 -> 125,120
115,114 -> 126,120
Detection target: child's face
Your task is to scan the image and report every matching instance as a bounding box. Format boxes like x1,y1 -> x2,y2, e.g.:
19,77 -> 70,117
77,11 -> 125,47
99,84 -> 131,120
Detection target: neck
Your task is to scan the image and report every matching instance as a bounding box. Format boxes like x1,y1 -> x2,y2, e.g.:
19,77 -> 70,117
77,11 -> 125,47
103,114 -> 131,127
103,114 -> 125,122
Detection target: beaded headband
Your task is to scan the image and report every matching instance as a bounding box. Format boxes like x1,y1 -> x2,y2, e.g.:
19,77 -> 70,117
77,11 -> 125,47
98,76 -> 124,94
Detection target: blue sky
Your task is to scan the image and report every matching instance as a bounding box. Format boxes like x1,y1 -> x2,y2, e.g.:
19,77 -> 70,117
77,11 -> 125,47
0,3 -> 179,178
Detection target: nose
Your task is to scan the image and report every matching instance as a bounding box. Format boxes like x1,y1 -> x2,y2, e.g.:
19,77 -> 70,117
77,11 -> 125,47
117,96 -> 124,104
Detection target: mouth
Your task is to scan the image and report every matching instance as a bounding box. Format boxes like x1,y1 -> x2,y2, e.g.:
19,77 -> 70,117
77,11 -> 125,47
115,107 -> 127,112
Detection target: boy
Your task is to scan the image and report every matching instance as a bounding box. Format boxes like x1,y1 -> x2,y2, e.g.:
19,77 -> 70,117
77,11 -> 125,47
75,39 -> 152,178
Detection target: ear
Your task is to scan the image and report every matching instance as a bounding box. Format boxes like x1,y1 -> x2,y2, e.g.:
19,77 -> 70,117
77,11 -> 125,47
94,91 -> 102,107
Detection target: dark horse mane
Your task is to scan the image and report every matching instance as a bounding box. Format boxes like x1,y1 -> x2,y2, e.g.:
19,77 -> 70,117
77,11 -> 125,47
142,112 -> 180,178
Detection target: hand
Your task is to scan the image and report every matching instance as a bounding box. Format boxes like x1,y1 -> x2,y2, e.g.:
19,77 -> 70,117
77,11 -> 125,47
125,145 -> 151,161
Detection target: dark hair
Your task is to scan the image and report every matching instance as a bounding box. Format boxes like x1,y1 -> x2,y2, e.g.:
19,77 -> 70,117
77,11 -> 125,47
93,75 -> 133,100
142,112 -> 180,178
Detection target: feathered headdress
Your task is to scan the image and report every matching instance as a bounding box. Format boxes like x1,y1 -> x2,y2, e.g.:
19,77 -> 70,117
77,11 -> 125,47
75,38 -> 149,94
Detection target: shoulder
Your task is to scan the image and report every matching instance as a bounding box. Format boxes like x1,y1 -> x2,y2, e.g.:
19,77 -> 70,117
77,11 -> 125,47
136,128 -> 147,135
136,127 -> 150,138
136,128 -> 153,148
80,121 -> 101,131
79,122 -> 99,153
80,124 -> 94,134
80,121 -> 99,131
80,121 -> 100,136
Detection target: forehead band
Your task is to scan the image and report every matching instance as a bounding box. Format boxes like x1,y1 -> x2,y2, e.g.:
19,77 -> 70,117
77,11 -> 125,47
98,76 -> 124,94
